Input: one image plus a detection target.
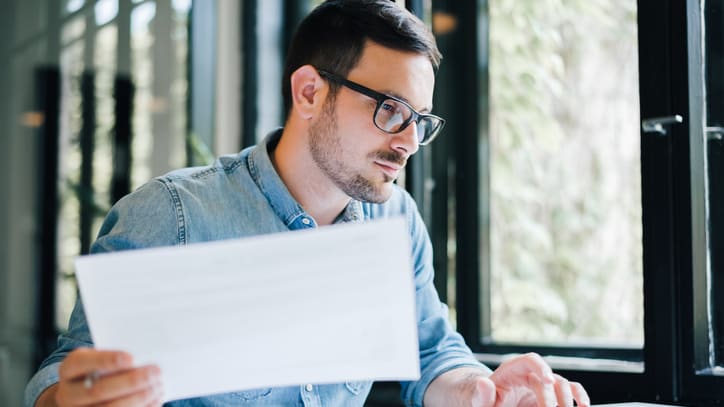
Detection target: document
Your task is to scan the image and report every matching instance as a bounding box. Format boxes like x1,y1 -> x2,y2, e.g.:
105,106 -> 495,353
75,217 -> 420,402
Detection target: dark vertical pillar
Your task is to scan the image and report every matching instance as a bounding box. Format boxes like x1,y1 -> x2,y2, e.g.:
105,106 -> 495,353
34,66 -> 61,366
112,0 -> 133,204
440,0 -> 485,345
79,72 -> 96,254
638,0 -> 683,400
111,76 -> 134,204
709,136 -> 724,365
405,0 -> 450,307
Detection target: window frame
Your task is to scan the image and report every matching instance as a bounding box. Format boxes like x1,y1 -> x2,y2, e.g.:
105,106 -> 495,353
430,0 -> 724,404
679,0 -> 724,403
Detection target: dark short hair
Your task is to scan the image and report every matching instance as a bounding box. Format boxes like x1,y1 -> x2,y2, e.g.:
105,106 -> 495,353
282,0 -> 442,115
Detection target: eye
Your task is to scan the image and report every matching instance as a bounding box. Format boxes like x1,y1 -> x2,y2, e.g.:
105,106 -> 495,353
380,101 -> 396,112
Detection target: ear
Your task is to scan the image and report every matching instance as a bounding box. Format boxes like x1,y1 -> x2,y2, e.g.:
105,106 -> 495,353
289,65 -> 327,120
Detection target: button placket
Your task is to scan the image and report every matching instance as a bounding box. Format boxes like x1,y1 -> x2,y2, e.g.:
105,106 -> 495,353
300,383 -> 320,407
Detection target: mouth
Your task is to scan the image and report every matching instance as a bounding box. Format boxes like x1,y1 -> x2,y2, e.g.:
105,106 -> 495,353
374,160 -> 403,179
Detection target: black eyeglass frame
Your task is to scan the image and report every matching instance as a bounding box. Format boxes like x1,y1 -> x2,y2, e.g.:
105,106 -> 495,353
316,69 -> 445,146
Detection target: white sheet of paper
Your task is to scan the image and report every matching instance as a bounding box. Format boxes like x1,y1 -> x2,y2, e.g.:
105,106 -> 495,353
75,217 -> 420,402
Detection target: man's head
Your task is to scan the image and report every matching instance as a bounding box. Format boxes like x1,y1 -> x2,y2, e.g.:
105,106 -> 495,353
280,0 -> 442,205
282,0 -> 441,114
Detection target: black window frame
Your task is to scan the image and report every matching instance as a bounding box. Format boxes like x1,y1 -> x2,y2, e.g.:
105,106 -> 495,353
428,0 -> 724,404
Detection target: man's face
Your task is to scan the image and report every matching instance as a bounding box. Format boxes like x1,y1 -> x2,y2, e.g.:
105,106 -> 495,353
307,41 -> 436,203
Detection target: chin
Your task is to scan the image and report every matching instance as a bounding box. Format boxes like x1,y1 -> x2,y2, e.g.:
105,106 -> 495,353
367,184 -> 394,204
342,175 -> 395,203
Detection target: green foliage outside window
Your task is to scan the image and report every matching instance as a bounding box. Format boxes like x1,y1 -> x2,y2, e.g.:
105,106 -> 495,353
488,0 -> 643,346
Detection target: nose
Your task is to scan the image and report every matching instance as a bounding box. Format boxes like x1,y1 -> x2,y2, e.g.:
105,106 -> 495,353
390,121 -> 420,156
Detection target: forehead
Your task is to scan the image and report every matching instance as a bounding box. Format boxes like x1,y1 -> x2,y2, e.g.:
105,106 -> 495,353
345,41 -> 436,111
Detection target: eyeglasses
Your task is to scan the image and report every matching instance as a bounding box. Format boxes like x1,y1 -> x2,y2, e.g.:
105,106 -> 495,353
317,69 -> 445,146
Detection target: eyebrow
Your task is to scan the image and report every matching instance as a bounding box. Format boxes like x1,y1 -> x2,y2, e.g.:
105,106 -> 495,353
323,68 -> 434,114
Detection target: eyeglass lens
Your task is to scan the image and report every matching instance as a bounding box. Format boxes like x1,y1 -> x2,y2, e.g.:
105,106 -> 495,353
374,98 -> 440,144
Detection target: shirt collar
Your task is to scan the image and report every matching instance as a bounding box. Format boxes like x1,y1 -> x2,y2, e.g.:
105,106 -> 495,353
247,129 -> 364,228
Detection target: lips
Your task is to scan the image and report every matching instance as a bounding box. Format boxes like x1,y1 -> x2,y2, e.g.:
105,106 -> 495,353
375,161 -> 402,178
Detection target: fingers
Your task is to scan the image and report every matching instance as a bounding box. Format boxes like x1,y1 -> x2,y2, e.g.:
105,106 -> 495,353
570,380 -> 591,407
549,374 -> 590,407
490,353 -> 555,388
55,348 -> 163,407
490,353 -> 590,407
528,371 -> 557,407
58,348 -> 134,381
62,365 -> 162,405
552,374 -> 574,407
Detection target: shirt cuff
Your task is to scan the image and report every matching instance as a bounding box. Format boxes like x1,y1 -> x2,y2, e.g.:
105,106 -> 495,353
24,362 -> 60,407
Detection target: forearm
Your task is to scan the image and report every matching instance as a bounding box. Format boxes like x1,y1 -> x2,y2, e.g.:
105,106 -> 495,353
34,384 -> 58,407
423,366 -> 494,407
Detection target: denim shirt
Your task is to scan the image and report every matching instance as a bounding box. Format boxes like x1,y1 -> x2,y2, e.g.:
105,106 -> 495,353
25,130 -> 488,407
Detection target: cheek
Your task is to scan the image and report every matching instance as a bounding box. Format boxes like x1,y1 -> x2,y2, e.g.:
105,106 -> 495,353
336,95 -> 375,128
333,98 -> 388,150
335,122 -> 376,155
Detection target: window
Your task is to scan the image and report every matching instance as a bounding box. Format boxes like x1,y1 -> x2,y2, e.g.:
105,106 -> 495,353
53,0 -> 192,334
429,0 -> 724,404
485,0 -> 642,349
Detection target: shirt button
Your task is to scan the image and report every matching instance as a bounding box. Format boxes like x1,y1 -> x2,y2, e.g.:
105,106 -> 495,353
301,218 -> 311,225
305,384 -> 313,392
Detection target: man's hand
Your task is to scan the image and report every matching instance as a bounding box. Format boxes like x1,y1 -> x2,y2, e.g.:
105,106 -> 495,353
424,353 -> 590,407
35,348 -> 163,407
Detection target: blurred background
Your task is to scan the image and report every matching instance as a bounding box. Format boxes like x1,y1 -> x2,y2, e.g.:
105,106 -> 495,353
1,0 -> 722,406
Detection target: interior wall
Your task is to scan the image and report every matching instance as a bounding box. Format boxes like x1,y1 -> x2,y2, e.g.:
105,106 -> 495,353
1,0 -> 42,405
0,0 -> 12,402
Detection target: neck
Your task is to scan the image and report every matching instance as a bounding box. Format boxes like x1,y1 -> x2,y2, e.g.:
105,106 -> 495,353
271,126 -> 350,226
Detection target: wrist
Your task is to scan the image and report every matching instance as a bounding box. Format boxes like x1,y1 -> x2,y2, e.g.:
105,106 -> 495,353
423,367 -> 494,407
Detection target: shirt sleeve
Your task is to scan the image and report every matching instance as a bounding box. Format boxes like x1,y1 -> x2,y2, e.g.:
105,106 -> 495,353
24,180 -> 180,407
24,297 -> 93,407
397,192 -> 492,407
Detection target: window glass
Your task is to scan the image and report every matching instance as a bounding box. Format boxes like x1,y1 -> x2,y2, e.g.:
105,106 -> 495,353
65,0 -> 85,15
53,1 -> 191,331
486,0 -> 643,346
94,0 -> 118,26
56,37 -> 85,330
62,16 -> 86,45
131,0 -> 189,187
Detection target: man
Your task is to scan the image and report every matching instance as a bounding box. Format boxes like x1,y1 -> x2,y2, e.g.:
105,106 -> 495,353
26,1 -> 590,406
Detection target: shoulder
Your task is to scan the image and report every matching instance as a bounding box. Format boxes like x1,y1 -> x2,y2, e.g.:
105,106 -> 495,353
159,150 -> 250,192
93,149 -> 257,251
